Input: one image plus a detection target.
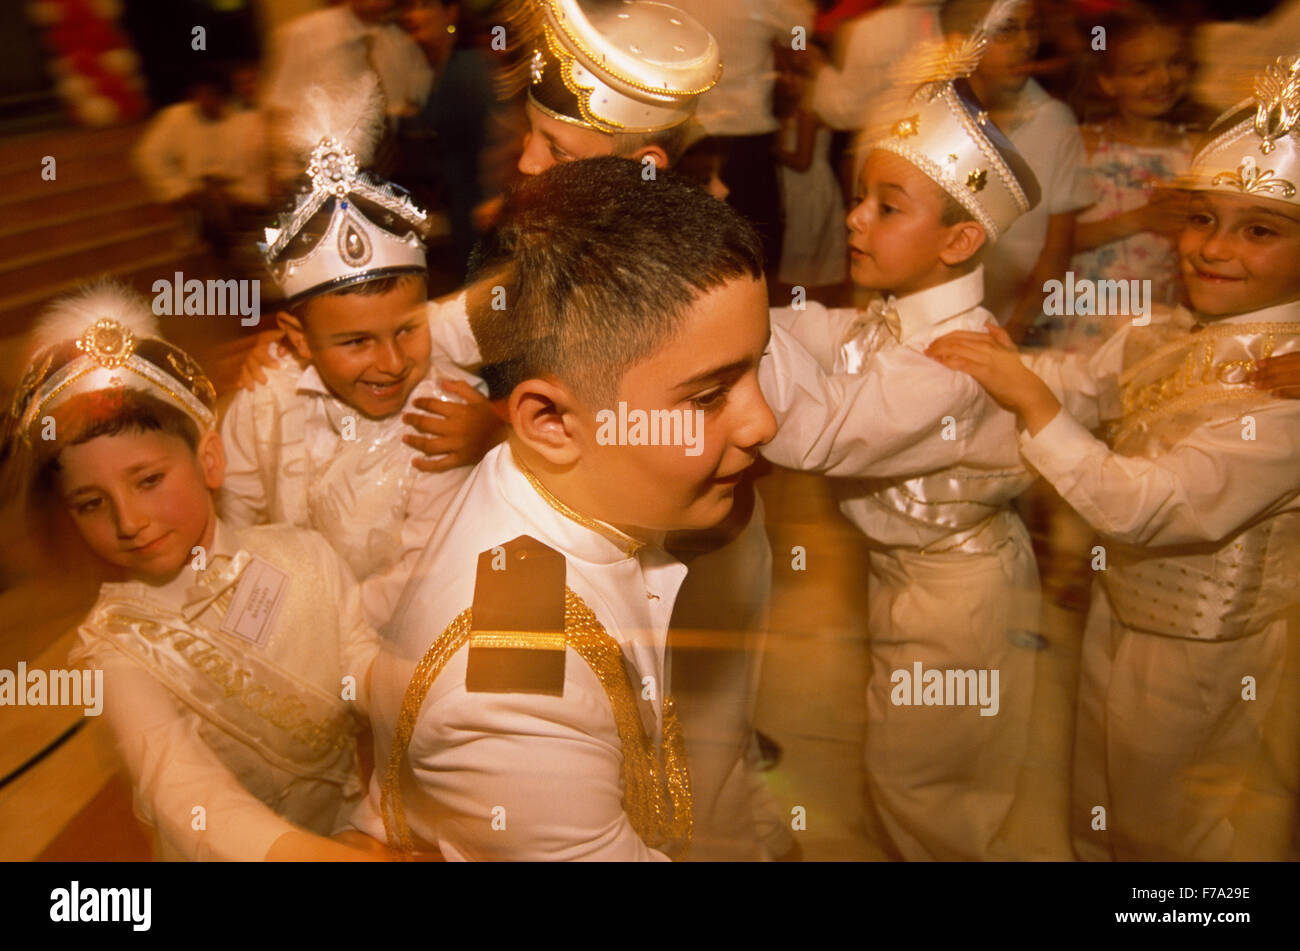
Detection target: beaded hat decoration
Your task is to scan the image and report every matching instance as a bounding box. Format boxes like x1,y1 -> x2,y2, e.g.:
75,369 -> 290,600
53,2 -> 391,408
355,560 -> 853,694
868,0 -> 1041,240
1182,53 -> 1300,207
259,74 -> 429,303
505,0 -> 721,134
11,282 -> 217,447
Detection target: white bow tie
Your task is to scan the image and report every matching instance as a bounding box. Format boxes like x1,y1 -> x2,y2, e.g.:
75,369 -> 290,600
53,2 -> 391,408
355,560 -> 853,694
182,550 -> 252,621
843,295 -> 903,346
870,296 -> 903,341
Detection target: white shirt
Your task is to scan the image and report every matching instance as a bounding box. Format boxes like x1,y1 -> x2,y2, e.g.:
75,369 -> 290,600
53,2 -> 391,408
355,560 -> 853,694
133,102 -> 269,205
984,79 -> 1095,323
810,1 -> 941,133
70,519 -> 379,861
760,266 -> 1022,486
263,5 -> 432,118
1021,300 -> 1300,547
217,353 -> 480,628
672,0 -> 815,136
353,443 -> 689,860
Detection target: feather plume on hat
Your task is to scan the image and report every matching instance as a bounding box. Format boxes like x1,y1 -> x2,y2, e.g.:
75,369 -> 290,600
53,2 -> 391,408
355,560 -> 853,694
29,280 -> 160,358
898,0 -> 1027,95
285,72 -> 386,165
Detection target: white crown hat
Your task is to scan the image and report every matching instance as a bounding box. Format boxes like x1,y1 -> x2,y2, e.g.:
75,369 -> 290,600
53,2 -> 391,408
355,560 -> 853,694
260,75 -> 429,303
11,282 -> 217,446
519,0 -> 721,134
867,0 -> 1041,240
1181,54 -> 1300,208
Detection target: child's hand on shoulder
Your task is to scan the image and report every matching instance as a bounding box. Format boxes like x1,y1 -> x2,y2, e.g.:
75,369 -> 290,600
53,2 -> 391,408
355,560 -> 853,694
1134,186 -> 1189,238
925,323 -> 1061,434
237,329 -> 298,392
403,379 -> 507,473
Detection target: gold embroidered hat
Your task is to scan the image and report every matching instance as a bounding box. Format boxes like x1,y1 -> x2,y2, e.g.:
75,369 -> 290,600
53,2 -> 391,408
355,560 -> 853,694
1182,54 -> 1300,207
9,282 -> 217,447
867,0 -> 1040,240
516,0 -> 721,134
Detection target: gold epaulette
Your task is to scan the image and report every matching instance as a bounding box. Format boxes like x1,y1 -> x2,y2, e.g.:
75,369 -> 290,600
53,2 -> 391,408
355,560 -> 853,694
379,535 -> 692,858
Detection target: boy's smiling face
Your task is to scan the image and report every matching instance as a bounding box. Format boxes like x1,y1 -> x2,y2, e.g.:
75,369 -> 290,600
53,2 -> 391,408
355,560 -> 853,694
282,278 -> 431,419
520,276 -> 777,538
1180,191 -> 1300,318
847,150 -> 983,296
57,428 -> 222,583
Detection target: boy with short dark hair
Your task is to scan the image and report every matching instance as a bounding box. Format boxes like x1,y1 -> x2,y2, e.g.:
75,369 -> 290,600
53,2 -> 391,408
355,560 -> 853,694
358,156 -> 777,861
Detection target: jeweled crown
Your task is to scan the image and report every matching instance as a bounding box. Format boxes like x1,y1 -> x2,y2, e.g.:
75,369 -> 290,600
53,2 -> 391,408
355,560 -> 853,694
259,78 -> 430,302
11,283 -> 216,447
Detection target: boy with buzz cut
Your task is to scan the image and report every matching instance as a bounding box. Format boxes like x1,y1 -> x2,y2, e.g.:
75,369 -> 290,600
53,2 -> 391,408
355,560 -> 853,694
218,76 -> 494,629
753,2 -> 1049,860
927,53 -> 1300,861
355,156 -> 778,861
9,283 -> 385,862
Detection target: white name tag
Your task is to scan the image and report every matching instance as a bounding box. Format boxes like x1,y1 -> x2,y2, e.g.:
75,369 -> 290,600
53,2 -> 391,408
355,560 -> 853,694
220,556 -> 289,647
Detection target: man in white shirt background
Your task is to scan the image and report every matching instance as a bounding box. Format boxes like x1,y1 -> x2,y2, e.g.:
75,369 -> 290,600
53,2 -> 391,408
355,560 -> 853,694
133,64 -> 270,265
672,0 -> 815,277
262,0 -> 433,180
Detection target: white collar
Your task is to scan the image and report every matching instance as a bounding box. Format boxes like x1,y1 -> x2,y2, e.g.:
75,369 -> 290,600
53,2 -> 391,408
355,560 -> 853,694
491,444 -> 671,569
891,265 -> 985,343
1200,298 -> 1300,327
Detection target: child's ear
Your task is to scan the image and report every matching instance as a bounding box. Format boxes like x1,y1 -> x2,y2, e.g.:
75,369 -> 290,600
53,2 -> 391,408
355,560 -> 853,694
1096,72 -> 1117,101
276,310 -> 312,362
939,221 -> 987,267
507,377 -> 584,467
196,429 -> 226,490
631,145 -> 670,175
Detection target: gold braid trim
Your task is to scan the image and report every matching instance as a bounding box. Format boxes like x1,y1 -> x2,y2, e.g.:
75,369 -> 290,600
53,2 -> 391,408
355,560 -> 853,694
380,604 -> 474,856
380,588 -> 692,858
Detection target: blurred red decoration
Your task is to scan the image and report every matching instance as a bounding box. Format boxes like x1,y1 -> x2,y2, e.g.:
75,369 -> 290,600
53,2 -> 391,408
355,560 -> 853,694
27,0 -> 149,126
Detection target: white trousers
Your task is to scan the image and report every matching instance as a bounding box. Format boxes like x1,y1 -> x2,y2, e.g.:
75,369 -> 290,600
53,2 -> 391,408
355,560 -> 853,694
864,517 -> 1041,860
1071,588 -> 1300,861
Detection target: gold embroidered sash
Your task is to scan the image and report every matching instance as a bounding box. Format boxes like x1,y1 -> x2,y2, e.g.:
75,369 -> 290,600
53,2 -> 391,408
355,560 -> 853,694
380,587 -> 693,858
83,598 -> 359,785
1111,321 -> 1300,453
